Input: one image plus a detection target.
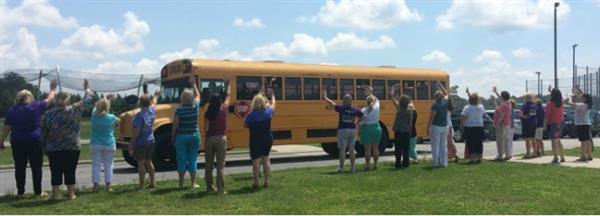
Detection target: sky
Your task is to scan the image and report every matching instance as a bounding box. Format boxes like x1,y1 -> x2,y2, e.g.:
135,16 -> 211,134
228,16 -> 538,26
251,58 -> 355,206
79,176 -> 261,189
1,0 -> 600,97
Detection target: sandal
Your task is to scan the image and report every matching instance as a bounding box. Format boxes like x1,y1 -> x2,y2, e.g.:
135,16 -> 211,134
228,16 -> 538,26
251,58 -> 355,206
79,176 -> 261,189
576,157 -> 588,162
551,158 -> 559,164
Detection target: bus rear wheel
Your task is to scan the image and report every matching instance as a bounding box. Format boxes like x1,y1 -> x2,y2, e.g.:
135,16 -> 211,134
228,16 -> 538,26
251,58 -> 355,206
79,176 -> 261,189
321,142 -> 339,156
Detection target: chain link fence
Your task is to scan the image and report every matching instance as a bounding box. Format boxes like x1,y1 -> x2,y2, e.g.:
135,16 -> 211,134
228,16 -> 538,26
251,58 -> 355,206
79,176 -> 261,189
526,66 -> 600,97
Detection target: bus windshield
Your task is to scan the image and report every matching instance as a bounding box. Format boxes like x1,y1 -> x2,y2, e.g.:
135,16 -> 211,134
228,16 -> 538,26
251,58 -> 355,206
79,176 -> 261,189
159,78 -> 191,104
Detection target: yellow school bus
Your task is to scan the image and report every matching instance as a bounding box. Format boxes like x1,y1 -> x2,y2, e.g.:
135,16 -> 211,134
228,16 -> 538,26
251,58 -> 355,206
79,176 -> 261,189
116,58 -> 449,169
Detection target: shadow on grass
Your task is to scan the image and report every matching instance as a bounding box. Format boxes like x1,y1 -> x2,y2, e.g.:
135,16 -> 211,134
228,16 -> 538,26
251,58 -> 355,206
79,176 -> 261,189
9,198 -> 65,208
181,191 -> 212,199
113,167 -> 138,174
229,186 -> 261,195
151,187 -> 181,195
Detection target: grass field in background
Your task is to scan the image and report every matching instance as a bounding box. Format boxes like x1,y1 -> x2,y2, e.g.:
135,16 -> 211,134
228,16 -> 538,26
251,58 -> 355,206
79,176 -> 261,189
1,161 -> 600,214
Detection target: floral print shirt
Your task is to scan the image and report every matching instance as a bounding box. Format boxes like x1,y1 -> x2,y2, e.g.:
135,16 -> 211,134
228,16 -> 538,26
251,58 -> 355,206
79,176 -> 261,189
41,96 -> 93,152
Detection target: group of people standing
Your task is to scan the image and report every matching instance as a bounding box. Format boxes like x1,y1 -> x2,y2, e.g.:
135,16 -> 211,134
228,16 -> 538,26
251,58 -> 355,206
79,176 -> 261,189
1,75 -> 596,199
0,75 -> 279,199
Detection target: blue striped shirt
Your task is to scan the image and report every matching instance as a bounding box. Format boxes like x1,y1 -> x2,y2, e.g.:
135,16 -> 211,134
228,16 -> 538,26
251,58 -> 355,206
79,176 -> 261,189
175,101 -> 200,135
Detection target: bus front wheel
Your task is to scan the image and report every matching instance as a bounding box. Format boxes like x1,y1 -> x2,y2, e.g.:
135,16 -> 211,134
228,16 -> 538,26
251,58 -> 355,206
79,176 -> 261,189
152,131 -> 177,171
122,149 -> 138,167
321,142 -> 339,156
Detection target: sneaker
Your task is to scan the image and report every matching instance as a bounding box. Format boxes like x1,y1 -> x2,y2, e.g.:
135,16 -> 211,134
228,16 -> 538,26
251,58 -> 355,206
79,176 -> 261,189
504,156 -> 512,161
560,158 -> 566,163
551,158 -> 559,164
587,157 -> 594,161
576,157 -> 588,162
337,168 -> 344,173
494,156 -> 503,161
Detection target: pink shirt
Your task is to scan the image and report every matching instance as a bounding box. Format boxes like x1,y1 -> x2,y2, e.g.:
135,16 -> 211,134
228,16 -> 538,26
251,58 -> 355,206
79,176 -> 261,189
493,101 -> 512,127
545,101 -> 564,125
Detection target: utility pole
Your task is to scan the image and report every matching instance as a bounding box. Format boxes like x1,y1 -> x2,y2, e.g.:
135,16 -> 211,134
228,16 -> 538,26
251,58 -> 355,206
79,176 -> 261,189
536,71 -> 541,96
554,2 -> 560,89
572,44 -> 578,88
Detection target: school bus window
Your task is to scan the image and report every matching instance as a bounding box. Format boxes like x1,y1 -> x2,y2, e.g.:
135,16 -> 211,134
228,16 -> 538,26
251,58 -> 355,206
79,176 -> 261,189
285,77 -> 301,100
236,76 -> 262,100
340,79 -> 354,98
416,80 -> 429,100
402,80 -> 415,99
388,80 -> 400,99
356,79 -> 370,99
322,78 -> 338,100
200,79 -> 226,106
303,78 -> 320,100
266,76 -> 283,100
372,80 -> 386,100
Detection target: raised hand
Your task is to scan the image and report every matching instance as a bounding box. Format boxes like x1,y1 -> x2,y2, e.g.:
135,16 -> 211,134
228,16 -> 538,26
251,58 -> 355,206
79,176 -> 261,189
83,78 -> 90,90
188,76 -> 197,86
492,86 -> 497,93
105,94 -> 115,100
50,79 -> 58,90
153,89 -> 161,97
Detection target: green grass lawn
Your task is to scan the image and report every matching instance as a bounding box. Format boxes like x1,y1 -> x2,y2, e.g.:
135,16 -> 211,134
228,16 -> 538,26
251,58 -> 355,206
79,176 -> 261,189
0,144 -> 123,166
2,161 -> 600,214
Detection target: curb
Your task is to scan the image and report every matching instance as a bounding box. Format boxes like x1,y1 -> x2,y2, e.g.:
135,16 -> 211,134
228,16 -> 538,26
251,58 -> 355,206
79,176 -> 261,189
0,158 -> 126,170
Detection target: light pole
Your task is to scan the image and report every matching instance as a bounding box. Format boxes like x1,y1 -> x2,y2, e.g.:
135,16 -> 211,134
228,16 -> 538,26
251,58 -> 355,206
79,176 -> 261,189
572,44 -> 578,87
536,71 -> 541,96
554,2 -> 560,89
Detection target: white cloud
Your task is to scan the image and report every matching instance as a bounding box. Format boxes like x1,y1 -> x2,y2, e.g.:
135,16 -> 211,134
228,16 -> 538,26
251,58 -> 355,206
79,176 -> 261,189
421,50 -> 452,64
1,0 -> 78,29
48,11 -> 150,59
159,38 -> 251,63
437,0 -> 571,32
233,17 -> 266,28
250,32 -> 396,60
0,28 -> 42,69
198,39 -> 219,52
512,48 -> 534,59
90,58 -> 160,75
312,0 -> 422,29
295,15 -> 317,23
474,50 -> 504,62
325,33 -> 396,50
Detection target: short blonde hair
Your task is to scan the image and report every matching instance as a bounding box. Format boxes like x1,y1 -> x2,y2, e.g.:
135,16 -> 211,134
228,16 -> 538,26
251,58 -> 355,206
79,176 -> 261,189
54,92 -> 71,107
524,94 -> 534,102
251,93 -> 268,111
95,98 -> 110,116
342,94 -> 353,108
180,90 -> 194,105
366,95 -> 376,110
15,90 -> 34,105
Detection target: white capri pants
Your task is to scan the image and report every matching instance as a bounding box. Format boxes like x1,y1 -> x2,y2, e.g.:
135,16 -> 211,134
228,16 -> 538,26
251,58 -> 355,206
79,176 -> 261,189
430,125 -> 449,167
91,144 -> 116,184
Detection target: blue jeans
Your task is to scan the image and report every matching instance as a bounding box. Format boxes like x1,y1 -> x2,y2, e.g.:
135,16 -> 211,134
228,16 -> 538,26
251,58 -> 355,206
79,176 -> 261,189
175,133 -> 200,173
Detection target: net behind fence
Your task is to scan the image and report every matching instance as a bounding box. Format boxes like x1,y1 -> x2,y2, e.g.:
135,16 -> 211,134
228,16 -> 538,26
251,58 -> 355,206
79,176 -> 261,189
1,68 -> 160,93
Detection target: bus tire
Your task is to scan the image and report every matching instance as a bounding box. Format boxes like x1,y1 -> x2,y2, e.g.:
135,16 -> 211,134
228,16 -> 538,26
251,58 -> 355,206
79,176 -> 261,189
321,142 -> 339,156
122,149 -> 138,167
378,122 -> 390,155
354,142 -> 364,157
152,128 -> 177,171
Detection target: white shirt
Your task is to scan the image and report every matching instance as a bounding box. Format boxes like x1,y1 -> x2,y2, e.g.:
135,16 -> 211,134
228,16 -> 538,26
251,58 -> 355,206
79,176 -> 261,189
361,100 -> 380,125
574,102 -> 591,125
461,104 -> 485,127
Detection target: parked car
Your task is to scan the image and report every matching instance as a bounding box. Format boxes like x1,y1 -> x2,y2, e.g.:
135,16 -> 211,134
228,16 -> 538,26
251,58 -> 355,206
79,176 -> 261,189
451,111 -> 494,142
562,110 -> 600,138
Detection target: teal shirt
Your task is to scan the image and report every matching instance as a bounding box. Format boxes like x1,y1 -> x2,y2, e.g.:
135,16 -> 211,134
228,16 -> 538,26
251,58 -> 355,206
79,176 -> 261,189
90,108 -> 118,146
175,101 -> 200,135
431,99 -> 449,127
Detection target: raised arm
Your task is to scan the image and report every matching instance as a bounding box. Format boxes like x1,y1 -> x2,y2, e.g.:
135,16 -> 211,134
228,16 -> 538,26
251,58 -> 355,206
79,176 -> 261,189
437,82 -> 449,96
389,88 -> 400,111
492,86 -> 501,99
74,79 -> 93,108
189,76 -> 200,102
465,87 -> 472,98
151,89 -> 160,108
547,85 -> 553,94
223,79 -> 231,106
323,90 -> 336,109
44,79 -> 58,104
267,87 -> 276,111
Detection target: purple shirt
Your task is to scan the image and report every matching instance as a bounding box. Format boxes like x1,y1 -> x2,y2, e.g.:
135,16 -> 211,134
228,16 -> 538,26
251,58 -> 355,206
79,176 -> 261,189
536,104 -> 545,128
520,101 -> 537,125
334,105 -> 363,129
5,101 -> 47,143
133,107 -> 156,145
